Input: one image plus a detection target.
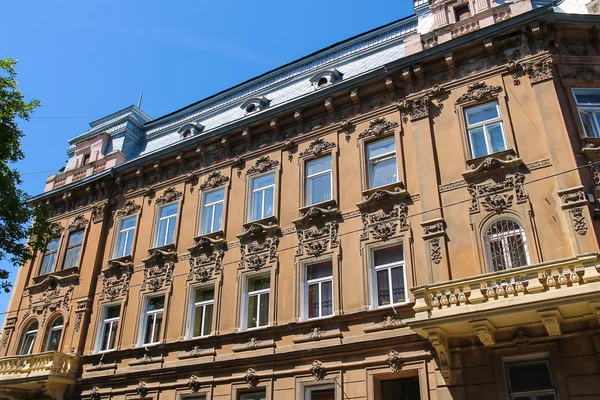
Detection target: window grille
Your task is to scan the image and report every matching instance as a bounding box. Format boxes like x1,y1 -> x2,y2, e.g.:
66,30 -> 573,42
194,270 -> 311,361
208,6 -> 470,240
484,219 -> 530,271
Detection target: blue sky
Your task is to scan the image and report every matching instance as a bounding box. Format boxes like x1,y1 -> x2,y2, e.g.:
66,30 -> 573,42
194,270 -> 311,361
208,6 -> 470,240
0,0 -> 414,324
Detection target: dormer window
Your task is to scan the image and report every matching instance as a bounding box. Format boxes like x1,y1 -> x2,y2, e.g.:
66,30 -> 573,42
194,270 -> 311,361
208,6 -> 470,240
455,4 -> 471,21
177,122 -> 204,139
310,69 -> 343,89
240,96 -> 270,114
82,153 -> 91,165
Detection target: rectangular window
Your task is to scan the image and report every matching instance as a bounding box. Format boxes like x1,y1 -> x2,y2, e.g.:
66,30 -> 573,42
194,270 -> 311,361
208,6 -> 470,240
506,360 -> 556,400
373,245 -> 407,307
305,385 -> 335,400
245,275 -> 270,329
114,216 -> 136,258
366,136 -> 398,189
239,392 -> 266,400
465,101 -> 506,158
98,304 -> 120,352
62,229 -> 84,269
305,261 -> 333,320
155,203 -> 178,247
306,156 -> 332,206
39,237 -> 60,275
454,4 -> 471,21
191,287 -> 214,338
379,377 -> 421,400
249,173 -> 275,222
142,296 -> 164,345
201,188 -> 224,235
573,88 -> 600,138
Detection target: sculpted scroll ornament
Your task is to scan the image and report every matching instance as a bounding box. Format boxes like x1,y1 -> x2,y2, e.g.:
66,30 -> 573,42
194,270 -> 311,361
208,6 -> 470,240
430,237 -> 442,264
143,262 -> 175,291
246,156 -> 279,175
570,207 -> 588,235
522,58 -> 553,84
91,203 -> 106,223
400,96 -> 430,122
188,375 -> 201,393
199,170 -> 229,191
311,360 -> 326,381
155,187 -> 183,205
300,138 -> 335,157
29,285 -> 74,323
562,65 -> 600,82
68,214 -> 89,231
245,368 -> 259,388
115,200 -> 141,218
481,194 -> 514,213
90,386 -> 101,400
387,350 -> 402,372
136,381 -> 148,399
358,117 -> 398,139
456,81 -> 502,104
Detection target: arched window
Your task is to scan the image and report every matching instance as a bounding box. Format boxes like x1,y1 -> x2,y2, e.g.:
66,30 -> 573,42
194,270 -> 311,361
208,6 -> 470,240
45,316 -> 64,352
19,321 -> 38,355
484,218 -> 530,272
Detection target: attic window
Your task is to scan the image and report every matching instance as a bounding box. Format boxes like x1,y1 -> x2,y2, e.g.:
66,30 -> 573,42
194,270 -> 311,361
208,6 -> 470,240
246,104 -> 257,113
82,153 -> 91,165
310,69 -> 343,90
240,96 -> 270,114
177,122 -> 205,139
455,4 -> 471,21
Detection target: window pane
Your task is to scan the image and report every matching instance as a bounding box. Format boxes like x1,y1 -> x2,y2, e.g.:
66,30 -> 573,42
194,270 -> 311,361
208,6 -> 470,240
377,269 -> 391,306
307,173 -> 332,205
487,123 -> 506,153
203,303 -> 213,336
507,362 -> 553,392
258,293 -> 269,326
68,230 -> 84,245
307,156 -> 331,176
469,126 -> 487,158
205,189 -> 224,204
574,89 -> 600,105
247,295 -> 258,328
370,156 -> 397,188
147,296 -> 164,311
47,238 -> 60,252
248,276 -> 270,291
202,206 -> 214,234
308,283 -> 319,319
252,191 -> 263,221
196,288 -> 215,302
488,239 -> 507,271
507,235 -> 528,268
381,377 -> 421,400
321,280 -> 333,317
240,392 -> 266,400
116,230 -> 129,258
154,313 -> 163,342
64,246 -> 81,269
166,217 -> 176,245
101,322 -> 112,351
310,388 -> 335,400
106,305 -> 121,319
159,203 -> 178,218
367,137 -> 395,159
263,187 -> 274,218
252,173 -> 275,190
121,216 -> 136,230
46,328 -> 62,351
307,262 -> 333,280
193,305 -> 204,337
391,266 -> 405,303
144,314 -> 154,344
157,219 -> 168,246
579,110 -> 599,137
374,246 -> 403,266
213,203 -> 223,232
465,102 -> 499,125
108,321 -> 118,350
20,333 -> 36,355
40,252 -> 56,275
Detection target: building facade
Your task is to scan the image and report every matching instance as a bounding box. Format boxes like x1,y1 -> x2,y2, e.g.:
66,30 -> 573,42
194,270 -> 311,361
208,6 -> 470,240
1,1 -> 600,399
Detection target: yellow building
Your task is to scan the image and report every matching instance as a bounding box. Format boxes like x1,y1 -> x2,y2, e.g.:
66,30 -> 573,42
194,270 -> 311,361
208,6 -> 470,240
1,1 -> 600,399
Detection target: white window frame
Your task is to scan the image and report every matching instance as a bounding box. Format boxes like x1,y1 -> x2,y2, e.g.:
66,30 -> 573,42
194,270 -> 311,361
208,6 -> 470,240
303,261 -> 334,321
19,323 -> 38,355
573,87 -> 600,138
465,101 -> 507,158
242,274 -> 270,331
44,317 -> 64,351
39,237 -> 60,276
188,286 -> 215,338
371,244 -> 408,309
484,218 -> 531,272
305,155 -> 333,206
248,172 -> 275,222
200,188 -> 225,235
154,202 -> 178,247
139,295 -> 165,346
505,360 -> 557,400
114,216 -> 136,258
366,136 -> 398,189
96,303 -> 121,353
304,384 -> 335,400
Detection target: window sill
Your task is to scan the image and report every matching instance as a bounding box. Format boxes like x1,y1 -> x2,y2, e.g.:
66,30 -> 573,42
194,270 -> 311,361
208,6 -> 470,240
582,138 -> 600,161
293,199 -> 340,228
357,181 -> 409,212
29,267 -> 80,292
142,243 -> 178,266
238,217 -> 280,242
462,148 -> 523,180
188,231 -> 227,254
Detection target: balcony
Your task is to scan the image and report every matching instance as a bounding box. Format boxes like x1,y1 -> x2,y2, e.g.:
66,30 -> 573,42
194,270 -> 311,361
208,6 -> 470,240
409,254 -> 600,382
0,352 -> 78,400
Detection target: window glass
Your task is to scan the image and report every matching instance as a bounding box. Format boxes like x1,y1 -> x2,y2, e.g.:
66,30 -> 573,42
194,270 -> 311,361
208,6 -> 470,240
484,219 -> 530,271
19,321 -> 38,355
239,392 -> 266,400
45,316 -> 64,351
306,262 -> 334,319
465,102 -> 499,125
99,304 -> 120,352
201,188 -> 224,235
306,156 -> 332,206
573,88 -> 600,137
40,238 -> 60,275
380,377 -> 421,400
115,216 -> 136,258
367,137 -> 398,189
373,245 -> 406,307
573,88 -> 600,105
143,296 -> 164,345
464,101 -> 507,158
506,361 -> 556,399
192,287 -> 214,338
63,229 -> 84,269
156,203 -> 178,246
308,387 -> 335,400
246,275 -> 270,329
250,173 -> 275,221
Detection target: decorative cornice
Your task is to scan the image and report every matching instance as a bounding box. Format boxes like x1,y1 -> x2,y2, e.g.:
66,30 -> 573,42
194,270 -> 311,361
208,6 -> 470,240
522,57 -> 553,84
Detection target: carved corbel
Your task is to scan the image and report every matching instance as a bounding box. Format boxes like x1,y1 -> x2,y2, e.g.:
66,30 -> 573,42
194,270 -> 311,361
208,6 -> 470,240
350,88 -> 360,104
425,328 -> 451,383
324,97 -> 334,113
401,67 -> 413,91
470,320 -> 496,346
538,309 -> 562,337
294,110 -> 303,122
241,127 -> 251,142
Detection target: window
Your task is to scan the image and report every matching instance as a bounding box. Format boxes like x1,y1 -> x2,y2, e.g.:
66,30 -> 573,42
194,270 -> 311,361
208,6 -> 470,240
245,275 -> 270,329
573,88 -> 600,138
39,237 -> 60,275
372,245 -> 407,307
191,287 -> 214,338
455,4 -> 471,21
141,296 -> 164,345
305,262 -> 333,320
506,360 -> 556,399
305,385 -> 335,400
240,392 -> 266,400
379,377 -> 421,400
82,153 -> 91,165
366,137 -> 398,189
464,101 -> 507,158
114,216 -> 136,258
98,304 -> 120,352
249,173 -> 275,222
201,188 -> 224,235
306,156 -> 332,206
45,316 -> 63,351
19,321 -> 38,355
62,229 -> 84,269
155,203 -> 178,247
484,219 -> 530,271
